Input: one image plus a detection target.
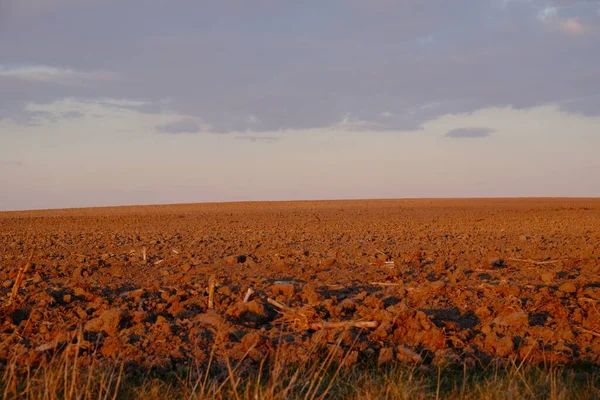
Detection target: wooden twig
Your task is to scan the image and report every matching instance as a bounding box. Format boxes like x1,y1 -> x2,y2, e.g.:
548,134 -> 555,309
120,288 -> 144,298
267,298 -> 290,311
505,258 -> 561,265
8,248 -> 35,306
369,282 -> 400,287
309,321 -> 379,330
208,275 -> 216,309
243,288 -> 254,303
324,284 -> 344,290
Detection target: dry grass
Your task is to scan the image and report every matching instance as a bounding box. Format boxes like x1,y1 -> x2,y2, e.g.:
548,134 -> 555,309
2,343 -> 599,400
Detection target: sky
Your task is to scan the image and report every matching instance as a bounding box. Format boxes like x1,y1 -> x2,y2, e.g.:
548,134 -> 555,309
0,0 -> 599,210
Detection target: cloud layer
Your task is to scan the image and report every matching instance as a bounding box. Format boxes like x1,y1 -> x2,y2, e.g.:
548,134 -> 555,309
0,65 -> 115,85
446,127 -> 495,138
0,0 -> 598,133
156,119 -> 205,134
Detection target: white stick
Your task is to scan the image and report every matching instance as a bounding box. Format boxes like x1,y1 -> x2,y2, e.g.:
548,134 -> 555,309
243,288 -> 254,303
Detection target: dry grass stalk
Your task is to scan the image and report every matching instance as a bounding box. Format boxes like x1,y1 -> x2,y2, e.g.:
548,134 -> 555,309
8,248 -> 35,307
2,339 -> 599,399
208,275 -> 216,309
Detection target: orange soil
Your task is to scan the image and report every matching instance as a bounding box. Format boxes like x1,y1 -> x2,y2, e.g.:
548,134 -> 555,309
1,199 -> 600,371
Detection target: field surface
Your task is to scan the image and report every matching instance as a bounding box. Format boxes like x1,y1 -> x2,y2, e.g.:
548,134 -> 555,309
2,199 -> 600,398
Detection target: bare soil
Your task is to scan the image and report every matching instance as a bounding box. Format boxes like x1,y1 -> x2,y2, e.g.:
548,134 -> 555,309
2,199 -> 600,372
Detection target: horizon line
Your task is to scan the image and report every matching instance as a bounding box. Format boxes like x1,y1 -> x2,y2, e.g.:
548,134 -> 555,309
1,196 -> 599,214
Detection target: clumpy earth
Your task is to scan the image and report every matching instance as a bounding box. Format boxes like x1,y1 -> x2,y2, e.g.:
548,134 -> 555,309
1,199 -> 600,371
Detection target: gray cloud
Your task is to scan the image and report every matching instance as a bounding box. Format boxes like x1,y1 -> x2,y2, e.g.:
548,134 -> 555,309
0,107 -> 58,125
0,0 -> 598,133
446,127 -> 495,138
235,136 -> 279,143
0,160 -> 24,167
156,119 -> 204,134
560,94 -> 600,116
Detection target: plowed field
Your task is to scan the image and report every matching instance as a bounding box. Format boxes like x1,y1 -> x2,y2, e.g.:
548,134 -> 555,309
2,199 -> 600,371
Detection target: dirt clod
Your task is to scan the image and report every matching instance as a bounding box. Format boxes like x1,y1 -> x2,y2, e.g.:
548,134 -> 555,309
494,312 -> 528,328
84,309 -> 125,336
559,282 -> 577,293
378,347 -> 394,366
